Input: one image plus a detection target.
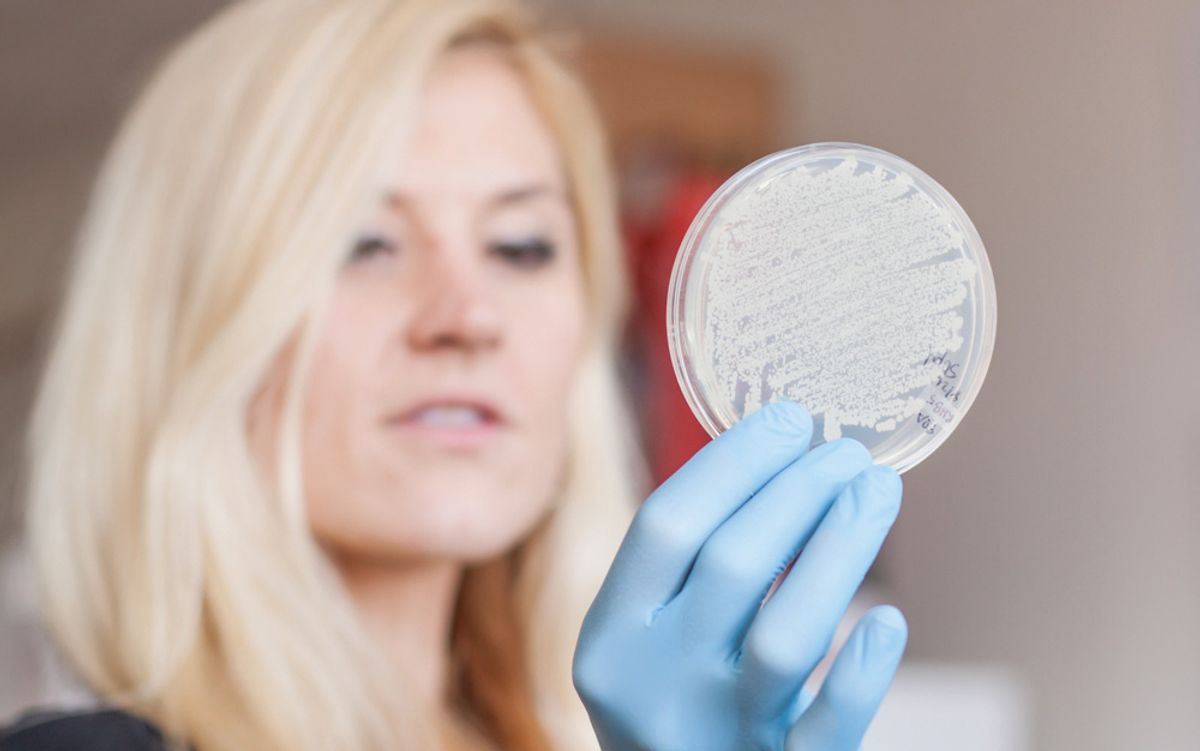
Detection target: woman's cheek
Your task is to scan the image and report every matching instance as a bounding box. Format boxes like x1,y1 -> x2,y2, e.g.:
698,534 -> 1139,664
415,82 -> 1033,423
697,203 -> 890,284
539,286 -> 587,391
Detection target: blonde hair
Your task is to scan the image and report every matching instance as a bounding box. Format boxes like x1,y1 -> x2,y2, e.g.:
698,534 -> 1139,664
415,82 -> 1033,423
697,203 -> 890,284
22,1 -> 640,749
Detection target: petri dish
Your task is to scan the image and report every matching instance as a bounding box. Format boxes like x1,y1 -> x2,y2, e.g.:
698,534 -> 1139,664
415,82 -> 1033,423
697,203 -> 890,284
667,142 -> 996,473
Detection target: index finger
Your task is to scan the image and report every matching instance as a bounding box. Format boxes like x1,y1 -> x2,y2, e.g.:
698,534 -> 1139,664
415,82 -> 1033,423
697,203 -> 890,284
595,401 -> 814,617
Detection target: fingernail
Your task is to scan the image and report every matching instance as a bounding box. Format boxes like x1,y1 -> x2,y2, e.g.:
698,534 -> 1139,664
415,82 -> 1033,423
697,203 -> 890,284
867,463 -> 902,496
760,400 -> 813,435
811,437 -> 872,468
866,606 -> 907,647
859,465 -> 903,520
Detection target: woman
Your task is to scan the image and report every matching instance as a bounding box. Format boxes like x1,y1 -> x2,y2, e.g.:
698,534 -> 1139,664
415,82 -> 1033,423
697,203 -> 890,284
1,1 -> 907,749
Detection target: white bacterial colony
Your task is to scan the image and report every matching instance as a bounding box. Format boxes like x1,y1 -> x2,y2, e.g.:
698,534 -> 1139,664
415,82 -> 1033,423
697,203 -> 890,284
700,156 -> 975,442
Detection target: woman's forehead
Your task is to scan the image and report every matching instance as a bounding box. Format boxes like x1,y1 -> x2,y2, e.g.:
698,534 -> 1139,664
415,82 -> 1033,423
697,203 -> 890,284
384,46 -> 565,200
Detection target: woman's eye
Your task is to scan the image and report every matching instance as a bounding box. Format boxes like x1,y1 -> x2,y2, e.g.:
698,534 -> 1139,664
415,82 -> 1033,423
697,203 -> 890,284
489,238 -> 556,269
346,234 -> 396,263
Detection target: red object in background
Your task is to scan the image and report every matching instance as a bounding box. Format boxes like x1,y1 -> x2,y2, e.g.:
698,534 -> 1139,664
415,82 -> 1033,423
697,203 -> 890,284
624,171 -> 726,487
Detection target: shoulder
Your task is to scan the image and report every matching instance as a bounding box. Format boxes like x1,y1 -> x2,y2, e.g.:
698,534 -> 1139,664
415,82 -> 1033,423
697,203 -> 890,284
0,707 -> 168,751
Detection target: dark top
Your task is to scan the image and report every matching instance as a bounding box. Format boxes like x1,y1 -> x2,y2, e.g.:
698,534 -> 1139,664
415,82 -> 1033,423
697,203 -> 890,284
0,708 -> 168,751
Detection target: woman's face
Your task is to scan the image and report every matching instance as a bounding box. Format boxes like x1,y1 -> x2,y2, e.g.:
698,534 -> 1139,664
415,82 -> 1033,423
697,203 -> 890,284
251,46 -> 587,564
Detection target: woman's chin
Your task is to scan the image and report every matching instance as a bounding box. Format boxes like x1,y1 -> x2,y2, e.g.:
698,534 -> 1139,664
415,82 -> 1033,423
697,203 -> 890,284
339,485 -> 551,561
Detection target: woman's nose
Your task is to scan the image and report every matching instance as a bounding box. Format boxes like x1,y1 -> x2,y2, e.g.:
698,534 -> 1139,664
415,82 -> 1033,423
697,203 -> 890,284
406,251 -> 502,354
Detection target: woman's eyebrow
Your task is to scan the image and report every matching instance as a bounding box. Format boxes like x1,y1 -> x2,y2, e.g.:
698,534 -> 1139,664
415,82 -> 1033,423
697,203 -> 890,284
381,190 -> 415,215
380,184 -> 565,213
486,184 -> 565,209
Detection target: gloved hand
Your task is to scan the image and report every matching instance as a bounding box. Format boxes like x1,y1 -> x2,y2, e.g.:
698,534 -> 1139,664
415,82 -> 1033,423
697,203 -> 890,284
573,401 -> 907,751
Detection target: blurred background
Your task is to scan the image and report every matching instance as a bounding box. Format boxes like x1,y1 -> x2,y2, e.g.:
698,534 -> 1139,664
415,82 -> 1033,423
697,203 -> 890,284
1,1 -> 1197,749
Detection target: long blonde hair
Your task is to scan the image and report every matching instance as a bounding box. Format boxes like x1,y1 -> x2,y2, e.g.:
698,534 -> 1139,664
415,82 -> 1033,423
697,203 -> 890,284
22,1 -> 640,748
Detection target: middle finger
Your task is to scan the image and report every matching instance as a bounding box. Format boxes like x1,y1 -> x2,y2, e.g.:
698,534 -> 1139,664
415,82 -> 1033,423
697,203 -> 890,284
663,437 -> 873,655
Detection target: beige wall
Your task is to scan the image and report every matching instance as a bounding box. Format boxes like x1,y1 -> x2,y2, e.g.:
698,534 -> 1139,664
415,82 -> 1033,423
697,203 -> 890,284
557,1 -> 1200,749
0,0 -> 232,544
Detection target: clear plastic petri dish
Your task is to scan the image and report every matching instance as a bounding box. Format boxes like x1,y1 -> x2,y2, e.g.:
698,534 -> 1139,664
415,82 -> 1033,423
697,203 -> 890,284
667,142 -> 996,473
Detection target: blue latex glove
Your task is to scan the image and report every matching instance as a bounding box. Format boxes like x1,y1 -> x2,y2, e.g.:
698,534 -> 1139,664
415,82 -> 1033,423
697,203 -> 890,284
573,401 -> 907,750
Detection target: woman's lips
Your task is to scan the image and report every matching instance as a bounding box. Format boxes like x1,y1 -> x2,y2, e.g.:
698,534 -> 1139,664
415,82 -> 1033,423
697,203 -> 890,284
384,400 -> 505,451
